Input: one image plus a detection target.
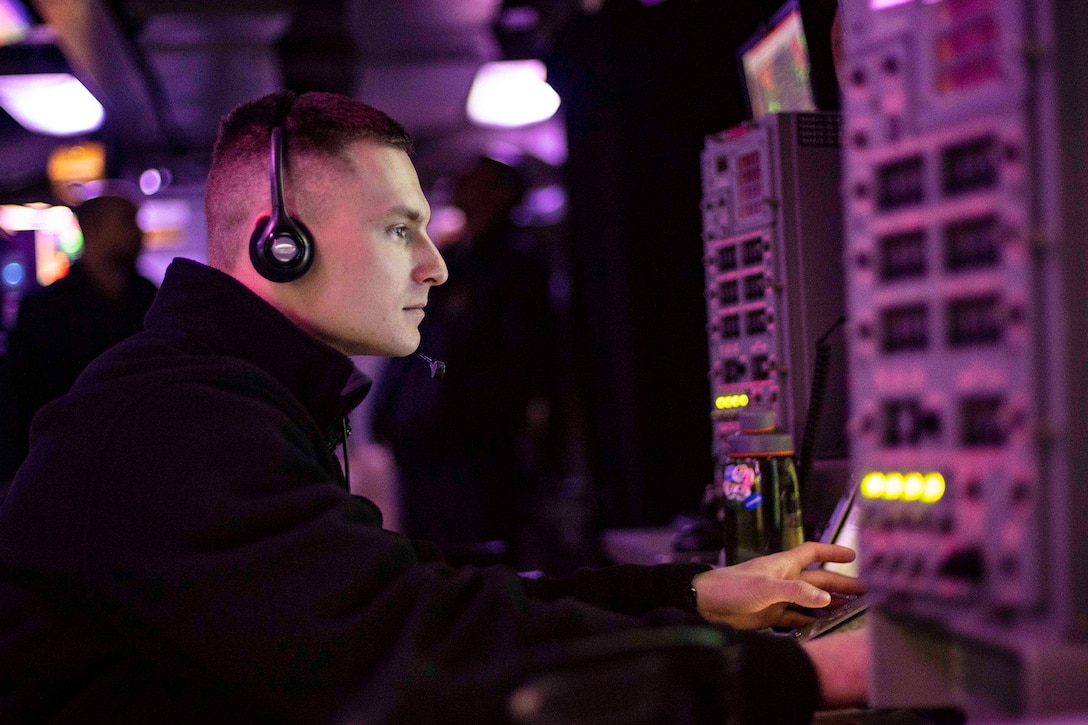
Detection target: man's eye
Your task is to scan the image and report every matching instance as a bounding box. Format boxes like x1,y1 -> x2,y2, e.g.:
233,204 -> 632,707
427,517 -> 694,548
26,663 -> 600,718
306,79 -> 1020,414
392,225 -> 409,240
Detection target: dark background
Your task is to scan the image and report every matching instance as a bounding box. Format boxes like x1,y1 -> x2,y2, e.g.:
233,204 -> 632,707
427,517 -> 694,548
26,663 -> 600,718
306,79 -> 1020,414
547,0 -> 841,528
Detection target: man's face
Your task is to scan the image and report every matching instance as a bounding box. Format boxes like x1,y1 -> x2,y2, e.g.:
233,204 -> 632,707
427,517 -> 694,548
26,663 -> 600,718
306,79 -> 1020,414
281,140 -> 447,357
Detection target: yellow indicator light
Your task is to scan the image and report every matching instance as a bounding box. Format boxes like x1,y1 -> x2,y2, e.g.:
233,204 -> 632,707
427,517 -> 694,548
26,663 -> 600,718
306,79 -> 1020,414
883,473 -> 905,500
922,473 -> 946,503
903,472 -> 924,501
861,472 -> 885,499
714,394 -> 751,410
862,471 -> 945,503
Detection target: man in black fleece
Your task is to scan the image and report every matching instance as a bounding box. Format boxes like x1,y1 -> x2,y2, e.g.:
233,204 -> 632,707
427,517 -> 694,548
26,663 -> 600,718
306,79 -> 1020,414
0,91 -> 866,723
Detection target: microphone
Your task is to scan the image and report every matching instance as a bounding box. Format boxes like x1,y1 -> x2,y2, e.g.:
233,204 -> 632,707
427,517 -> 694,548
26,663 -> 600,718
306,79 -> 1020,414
417,353 -> 447,380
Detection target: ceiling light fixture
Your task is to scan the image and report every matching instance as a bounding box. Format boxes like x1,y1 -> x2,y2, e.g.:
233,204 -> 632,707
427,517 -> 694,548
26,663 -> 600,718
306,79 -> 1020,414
466,60 -> 560,129
0,73 -> 104,136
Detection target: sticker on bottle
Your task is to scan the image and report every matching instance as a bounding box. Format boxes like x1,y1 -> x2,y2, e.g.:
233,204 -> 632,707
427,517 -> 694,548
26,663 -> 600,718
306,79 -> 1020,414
723,462 -> 762,510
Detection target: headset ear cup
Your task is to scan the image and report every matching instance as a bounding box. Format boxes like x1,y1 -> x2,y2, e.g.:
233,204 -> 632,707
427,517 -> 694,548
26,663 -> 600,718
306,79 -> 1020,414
248,216 -> 275,280
248,214 -> 315,283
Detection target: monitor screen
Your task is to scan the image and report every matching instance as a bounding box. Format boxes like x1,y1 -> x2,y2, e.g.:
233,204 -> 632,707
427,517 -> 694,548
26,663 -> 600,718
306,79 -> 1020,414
739,0 -> 817,119
822,501 -> 861,577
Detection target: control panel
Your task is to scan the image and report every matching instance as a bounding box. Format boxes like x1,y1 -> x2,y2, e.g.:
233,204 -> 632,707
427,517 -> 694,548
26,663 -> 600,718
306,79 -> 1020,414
701,112 -> 847,495
841,0 -> 1088,715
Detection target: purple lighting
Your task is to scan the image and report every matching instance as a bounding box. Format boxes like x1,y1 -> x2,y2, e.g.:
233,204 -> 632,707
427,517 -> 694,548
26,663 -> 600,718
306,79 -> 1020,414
0,73 -> 105,136
0,0 -> 30,46
466,60 -> 560,129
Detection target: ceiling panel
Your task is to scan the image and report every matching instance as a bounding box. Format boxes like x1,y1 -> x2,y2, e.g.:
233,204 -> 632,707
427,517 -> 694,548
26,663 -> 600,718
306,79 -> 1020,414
4,0 -> 559,197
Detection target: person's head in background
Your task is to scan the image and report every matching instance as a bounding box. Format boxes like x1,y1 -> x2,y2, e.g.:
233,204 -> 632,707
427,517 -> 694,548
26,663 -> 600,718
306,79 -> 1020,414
73,194 -> 144,298
203,90 -> 447,358
447,155 -> 527,249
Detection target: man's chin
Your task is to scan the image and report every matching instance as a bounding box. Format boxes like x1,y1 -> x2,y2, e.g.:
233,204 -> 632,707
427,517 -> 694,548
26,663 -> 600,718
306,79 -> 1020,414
382,337 -> 421,359
337,337 -> 417,358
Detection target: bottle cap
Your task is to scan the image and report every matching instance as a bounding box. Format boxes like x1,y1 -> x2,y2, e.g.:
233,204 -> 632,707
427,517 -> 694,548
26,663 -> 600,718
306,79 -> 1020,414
726,407 -> 794,457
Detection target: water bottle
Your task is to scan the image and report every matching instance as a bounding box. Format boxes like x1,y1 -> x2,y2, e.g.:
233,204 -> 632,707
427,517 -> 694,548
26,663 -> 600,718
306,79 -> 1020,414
721,408 -> 804,564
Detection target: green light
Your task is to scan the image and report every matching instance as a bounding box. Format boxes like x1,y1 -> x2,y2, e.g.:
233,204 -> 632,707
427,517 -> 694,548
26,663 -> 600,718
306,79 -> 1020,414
59,229 -> 83,257
861,472 -> 885,499
922,473 -> 946,503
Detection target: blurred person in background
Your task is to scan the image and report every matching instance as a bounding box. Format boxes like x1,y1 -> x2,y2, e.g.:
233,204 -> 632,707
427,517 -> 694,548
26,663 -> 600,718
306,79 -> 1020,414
371,155 -> 560,568
0,193 -> 157,481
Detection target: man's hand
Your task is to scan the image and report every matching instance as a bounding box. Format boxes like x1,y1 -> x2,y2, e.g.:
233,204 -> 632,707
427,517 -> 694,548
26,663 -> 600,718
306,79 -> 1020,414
691,542 -> 864,630
801,628 -> 869,708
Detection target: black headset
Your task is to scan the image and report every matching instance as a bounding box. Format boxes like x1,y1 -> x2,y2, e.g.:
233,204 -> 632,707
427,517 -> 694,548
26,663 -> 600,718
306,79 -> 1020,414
249,123 -> 315,283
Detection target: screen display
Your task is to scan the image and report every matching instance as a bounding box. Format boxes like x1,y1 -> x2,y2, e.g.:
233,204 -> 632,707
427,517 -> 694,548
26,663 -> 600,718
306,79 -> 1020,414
739,2 -> 817,118
823,503 -> 861,577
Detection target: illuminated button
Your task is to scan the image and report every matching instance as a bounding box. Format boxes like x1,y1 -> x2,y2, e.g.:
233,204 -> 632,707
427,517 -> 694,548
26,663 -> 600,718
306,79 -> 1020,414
861,472 -> 886,499
922,473 -> 946,503
715,396 -> 728,410
903,472 -> 924,501
884,473 -> 905,500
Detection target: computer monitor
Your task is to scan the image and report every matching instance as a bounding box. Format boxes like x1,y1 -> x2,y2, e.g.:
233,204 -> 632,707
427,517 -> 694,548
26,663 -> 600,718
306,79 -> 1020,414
818,478 -> 861,578
738,0 -> 818,119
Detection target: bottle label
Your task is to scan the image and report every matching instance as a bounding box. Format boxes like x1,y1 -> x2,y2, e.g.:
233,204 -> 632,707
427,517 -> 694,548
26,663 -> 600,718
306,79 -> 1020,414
723,462 -> 761,510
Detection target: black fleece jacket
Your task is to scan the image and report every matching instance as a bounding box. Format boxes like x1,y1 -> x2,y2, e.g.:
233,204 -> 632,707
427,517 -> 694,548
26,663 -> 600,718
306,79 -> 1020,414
0,258 -> 819,723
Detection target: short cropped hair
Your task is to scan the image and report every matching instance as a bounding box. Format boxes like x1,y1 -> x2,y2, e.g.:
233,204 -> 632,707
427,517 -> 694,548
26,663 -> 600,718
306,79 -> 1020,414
204,90 -> 413,270
74,195 -> 138,240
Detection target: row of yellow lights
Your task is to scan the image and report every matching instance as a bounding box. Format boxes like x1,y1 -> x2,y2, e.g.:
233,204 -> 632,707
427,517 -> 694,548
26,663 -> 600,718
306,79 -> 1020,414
861,471 -> 946,503
714,394 -> 750,410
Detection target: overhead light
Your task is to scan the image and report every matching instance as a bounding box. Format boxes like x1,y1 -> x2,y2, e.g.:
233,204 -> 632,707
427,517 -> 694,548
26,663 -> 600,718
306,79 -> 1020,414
466,60 -> 560,129
0,73 -> 104,136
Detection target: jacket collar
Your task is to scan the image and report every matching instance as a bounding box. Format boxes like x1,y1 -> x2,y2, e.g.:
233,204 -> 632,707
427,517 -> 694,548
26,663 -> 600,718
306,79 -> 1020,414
145,258 -> 371,432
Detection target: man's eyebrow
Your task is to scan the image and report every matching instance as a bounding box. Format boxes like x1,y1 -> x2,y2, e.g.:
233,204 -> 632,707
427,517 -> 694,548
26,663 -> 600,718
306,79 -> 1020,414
386,205 -> 427,223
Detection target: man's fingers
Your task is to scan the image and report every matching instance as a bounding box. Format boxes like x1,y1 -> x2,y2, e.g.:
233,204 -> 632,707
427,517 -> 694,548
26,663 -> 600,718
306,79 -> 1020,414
800,569 -> 866,596
774,609 -> 816,629
780,578 -> 833,609
773,541 -> 857,570
801,542 -> 857,564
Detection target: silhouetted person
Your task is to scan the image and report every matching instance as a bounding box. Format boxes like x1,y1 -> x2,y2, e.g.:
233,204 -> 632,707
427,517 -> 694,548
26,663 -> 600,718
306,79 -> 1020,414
371,156 -> 559,565
1,194 -> 157,479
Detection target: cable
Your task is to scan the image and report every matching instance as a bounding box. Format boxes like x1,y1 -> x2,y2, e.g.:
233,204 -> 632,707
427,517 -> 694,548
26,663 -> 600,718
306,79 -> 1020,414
341,417 -> 351,488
